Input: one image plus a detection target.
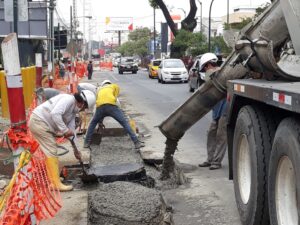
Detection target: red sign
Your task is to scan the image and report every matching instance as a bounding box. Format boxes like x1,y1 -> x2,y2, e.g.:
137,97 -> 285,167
98,49 -> 105,56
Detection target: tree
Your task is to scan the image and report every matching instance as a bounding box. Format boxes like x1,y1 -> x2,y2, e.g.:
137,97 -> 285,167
117,28 -> 151,57
149,0 -> 198,36
171,30 -> 207,58
210,36 -> 232,56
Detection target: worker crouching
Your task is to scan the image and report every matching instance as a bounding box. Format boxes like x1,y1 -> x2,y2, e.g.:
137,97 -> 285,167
28,90 -> 96,191
84,80 -> 145,149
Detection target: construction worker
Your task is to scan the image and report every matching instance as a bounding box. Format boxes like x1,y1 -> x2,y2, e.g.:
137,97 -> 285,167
198,53 -> 227,170
28,90 -> 96,191
84,80 -> 145,149
77,82 -> 98,96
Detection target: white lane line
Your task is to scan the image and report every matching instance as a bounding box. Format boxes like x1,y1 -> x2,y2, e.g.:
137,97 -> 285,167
110,73 -> 119,82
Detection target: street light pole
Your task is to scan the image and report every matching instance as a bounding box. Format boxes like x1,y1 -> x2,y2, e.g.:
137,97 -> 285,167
196,0 -> 202,33
208,0 -> 215,52
227,0 -> 229,25
153,7 -> 156,57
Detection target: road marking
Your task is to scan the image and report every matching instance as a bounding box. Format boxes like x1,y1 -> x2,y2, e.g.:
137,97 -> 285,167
110,73 -> 119,82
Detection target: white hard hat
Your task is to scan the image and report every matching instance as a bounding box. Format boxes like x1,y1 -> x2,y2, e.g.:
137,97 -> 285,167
80,90 -> 96,110
101,79 -> 112,87
199,53 -> 218,72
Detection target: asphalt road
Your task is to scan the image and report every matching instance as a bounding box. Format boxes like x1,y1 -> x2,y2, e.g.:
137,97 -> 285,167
89,68 -> 242,225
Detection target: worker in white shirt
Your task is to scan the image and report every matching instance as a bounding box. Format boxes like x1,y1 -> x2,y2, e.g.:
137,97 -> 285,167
28,90 -> 96,191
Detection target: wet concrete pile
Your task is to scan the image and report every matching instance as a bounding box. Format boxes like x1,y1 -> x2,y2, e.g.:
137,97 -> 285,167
87,136 -> 174,225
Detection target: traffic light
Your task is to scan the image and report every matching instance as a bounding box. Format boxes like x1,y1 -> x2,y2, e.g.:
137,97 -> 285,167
54,28 -> 67,50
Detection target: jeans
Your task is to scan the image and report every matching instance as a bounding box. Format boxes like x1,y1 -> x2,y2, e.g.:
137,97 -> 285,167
85,104 -> 138,144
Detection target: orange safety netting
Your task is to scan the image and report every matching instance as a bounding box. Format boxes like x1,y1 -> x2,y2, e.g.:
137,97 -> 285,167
0,94 -> 62,225
99,61 -> 113,71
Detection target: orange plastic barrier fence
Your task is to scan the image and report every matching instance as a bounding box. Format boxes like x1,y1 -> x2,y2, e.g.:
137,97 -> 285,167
0,96 -> 61,225
99,61 -> 113,71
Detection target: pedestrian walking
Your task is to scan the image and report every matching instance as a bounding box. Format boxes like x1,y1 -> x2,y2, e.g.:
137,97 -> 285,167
28,90 -> 96,191
84,80 -> 145,149
197,53 -> 227,170
87,60 -> 93,80
59,61 -> 65,78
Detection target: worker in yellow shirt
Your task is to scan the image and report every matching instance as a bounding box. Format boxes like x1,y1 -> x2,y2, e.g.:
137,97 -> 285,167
84,80 -> 145,149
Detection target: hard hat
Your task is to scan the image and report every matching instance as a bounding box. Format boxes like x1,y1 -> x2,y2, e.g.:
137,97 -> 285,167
199,53 -> 218,72
80,90 -> 96,110
101,79 -> 112,87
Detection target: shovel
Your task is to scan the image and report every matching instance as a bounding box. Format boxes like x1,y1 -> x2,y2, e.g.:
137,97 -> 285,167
68,137 -> 98,183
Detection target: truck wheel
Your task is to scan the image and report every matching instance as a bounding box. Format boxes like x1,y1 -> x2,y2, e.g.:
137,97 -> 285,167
268,118 -> 300,225
233,105 -> 276,225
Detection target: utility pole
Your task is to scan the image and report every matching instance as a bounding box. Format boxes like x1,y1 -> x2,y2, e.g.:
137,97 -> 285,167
13,0 -> 18,33
88,18 -> 91,59
196,0 -> 202,33
49,0 -> 55,77
153,7 -> 156,58
118,31 -> 121,46
58,22 -> 60,60
227,0 -> 229,25
208,0 -> 215,52
70,6 -> 73,60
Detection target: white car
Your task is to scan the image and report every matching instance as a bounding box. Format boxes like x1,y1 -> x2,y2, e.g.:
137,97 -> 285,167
157,58 -> 188,84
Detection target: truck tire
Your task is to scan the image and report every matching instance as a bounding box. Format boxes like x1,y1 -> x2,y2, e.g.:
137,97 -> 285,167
268,118 -> 300,225
233,105 -> 276,225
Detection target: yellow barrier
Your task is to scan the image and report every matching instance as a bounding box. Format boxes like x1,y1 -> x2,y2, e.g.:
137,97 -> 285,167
0,67 -> 37,118
22,66 -> 36,108
0,71 -> 9,118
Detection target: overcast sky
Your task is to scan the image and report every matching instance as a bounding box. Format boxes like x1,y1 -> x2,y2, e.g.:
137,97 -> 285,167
56,0 -> 270,42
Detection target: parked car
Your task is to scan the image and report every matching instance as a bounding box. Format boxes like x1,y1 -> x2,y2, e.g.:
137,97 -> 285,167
188,54 -> 224,92
188,58 -> 205,92
157,58 -> 188,83
148,59 -> 162,78
118,57 -> 138,74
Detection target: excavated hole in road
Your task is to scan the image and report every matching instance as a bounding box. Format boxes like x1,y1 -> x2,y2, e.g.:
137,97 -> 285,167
63,128 -> 185,225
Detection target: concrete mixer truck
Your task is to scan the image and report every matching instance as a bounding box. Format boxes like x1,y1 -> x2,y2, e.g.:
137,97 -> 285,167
158,1 -> 300,225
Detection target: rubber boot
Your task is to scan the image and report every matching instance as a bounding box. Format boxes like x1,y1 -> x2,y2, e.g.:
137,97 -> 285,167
45,157 -> 73,192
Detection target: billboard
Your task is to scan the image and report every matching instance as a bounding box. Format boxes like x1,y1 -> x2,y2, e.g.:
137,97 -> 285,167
0,1 -> 47,38
105,17 -> 133,31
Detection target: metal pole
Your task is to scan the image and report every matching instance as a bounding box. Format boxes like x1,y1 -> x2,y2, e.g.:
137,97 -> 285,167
13,0 -> 18,34
83,0 -> 85,58
49,0 -> 54,76
200,2 -> 202,32
58,22 -> 60,60
118,31 -> 121,46
153,7 -> 156,57
208,0 -> 215,52
70,6 -> 73,60
227,0 -> 229,25
196,0 -> 202,33
88,18 -> 91,59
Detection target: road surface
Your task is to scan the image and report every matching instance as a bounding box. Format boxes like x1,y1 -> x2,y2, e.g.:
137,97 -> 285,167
89,68 -> 242,225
